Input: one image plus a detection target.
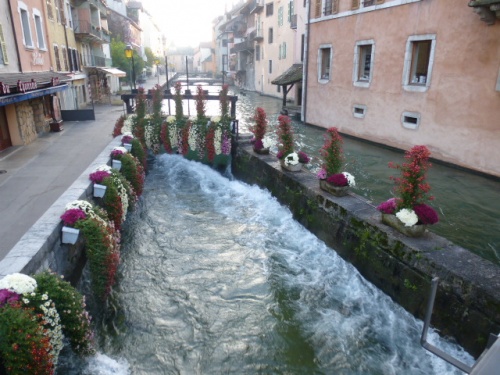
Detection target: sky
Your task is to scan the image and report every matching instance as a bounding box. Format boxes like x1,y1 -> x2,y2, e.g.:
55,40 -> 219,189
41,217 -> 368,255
141,0 -> 234,48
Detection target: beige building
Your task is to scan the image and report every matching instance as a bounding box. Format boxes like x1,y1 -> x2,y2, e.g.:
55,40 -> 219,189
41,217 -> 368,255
304,0 -> 500,177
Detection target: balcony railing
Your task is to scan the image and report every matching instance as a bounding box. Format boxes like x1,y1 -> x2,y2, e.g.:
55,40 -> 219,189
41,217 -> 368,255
231,39 -> 254,54
74,20 -> 110,44
250,0 -> 264,14
250,29 -> 264,42
81,53 -> 112,67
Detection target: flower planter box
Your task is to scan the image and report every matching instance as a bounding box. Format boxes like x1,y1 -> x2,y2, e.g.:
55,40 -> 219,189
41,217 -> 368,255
93,183 -> 107,198
381,213 -> 427,238
280,160 -> 302,172
123,143 -> 132,152
112,159 -> 122,171
61,226 -> 80,245
319,179 -> 349,197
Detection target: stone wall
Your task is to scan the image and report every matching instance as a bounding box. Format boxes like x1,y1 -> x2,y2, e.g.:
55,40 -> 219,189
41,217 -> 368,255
232,143 -> 500,358
15,101 -> 37,145
31,98 -> 50,134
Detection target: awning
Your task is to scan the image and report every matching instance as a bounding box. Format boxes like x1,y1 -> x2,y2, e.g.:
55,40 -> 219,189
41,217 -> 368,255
0,84 -> 68,107
271,64 -> 303,86
98,67 -> 127,77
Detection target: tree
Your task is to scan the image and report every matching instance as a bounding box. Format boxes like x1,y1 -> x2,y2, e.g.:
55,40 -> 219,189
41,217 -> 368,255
144,47 -> 156,67
110,38 -> 145,86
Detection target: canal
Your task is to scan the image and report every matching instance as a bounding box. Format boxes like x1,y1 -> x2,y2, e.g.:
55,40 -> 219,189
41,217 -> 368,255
59,154 -> 473,374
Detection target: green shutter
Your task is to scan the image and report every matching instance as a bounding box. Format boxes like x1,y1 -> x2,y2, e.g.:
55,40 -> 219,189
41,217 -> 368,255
0,24 -> 8,64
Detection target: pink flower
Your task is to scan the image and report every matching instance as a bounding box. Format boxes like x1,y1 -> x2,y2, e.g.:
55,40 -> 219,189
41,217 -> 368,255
377,198 -> 397,214
276,150 -> 284,159
89,170 -> 111,184
298,151 -> 310,164
61,208 -> 86,226
111,149 -> 124,158
414,204 -> 439,224
327,173 -> 348,187
121,135 -> 133,144
317,168 -> 327,180
254,139 -> 264,150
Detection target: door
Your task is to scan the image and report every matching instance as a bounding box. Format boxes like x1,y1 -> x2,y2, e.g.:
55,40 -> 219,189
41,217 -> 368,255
0,107 -> 12,151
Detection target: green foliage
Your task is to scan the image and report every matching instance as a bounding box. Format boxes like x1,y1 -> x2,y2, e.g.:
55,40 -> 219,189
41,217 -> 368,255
33,271 -> 95,356
0,303 -> 53,374
110,39 -> 144,85
131,138 -> 147,170
321,127 -> 344,176
100,176 -> 123,230
118,153 -> 145,197
144,47 -> 157,67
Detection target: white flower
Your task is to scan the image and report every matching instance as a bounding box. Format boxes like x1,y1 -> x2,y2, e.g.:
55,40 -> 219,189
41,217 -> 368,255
396,208 -> 419,227
284,152 -> 300,166
262,137 -> 273,149
122,131 -> 133,137
188,127 -> 197,150
211,116 -> 221,123
214,128 -> 222,155
65,200 -> 93,214
342,172 -> 356,187
94,165 -> 112,173
0,273 -> 37,294
166,116 -> 176,124
113,146 -> 128,154
42,293 -> 48,300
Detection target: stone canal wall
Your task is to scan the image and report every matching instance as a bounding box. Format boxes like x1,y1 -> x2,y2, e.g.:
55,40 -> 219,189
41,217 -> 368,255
232,142 -> 500,358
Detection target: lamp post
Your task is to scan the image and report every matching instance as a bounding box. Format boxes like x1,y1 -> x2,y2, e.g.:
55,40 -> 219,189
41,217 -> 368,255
125,44 -> 136,91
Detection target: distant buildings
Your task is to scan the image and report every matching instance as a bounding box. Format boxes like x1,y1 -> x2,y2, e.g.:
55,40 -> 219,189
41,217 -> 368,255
213,0 -> 500,177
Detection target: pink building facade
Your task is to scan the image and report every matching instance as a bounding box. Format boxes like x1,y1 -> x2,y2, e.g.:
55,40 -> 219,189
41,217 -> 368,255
304,0 -> 500,177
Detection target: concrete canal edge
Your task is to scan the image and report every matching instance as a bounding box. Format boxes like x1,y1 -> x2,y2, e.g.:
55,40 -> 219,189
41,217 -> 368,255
0,137 -> 122,283
232,141 -> 500,358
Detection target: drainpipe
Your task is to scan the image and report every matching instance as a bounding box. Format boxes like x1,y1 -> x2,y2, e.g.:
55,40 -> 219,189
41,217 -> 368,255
7,0 -> 23,72
301,0 -> 311,123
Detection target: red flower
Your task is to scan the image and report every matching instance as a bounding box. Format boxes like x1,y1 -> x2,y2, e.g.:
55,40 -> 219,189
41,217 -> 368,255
61,208 -> 86,226
414,204 -> 439,224
327,173 -> 348,187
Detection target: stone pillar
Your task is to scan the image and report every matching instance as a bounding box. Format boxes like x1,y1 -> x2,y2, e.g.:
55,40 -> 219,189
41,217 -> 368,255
15,102 -> 37,145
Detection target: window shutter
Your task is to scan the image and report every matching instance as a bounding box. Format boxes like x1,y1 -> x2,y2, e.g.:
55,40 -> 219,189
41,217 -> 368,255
352,0 -> 360,10
283,42 -> 287,58
0,24 -> 8,64
375,0 -> 385,4
333,0 -> 339,14
315,0 -> 322,18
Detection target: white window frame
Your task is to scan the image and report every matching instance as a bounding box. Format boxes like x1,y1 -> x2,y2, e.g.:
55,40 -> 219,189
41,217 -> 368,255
33,9 -> 46,50
318,44 -> 333,83
19,2 -> 34,49
65,0 -> 73,29
401,111 -> 421,130
353,104 -> 367,118
402,34 -> 436,93
353,39 -> 375,88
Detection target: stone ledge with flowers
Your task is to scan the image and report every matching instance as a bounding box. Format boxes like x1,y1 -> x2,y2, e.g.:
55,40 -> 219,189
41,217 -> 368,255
232,139 -> 500,358
275,114 -> 310,172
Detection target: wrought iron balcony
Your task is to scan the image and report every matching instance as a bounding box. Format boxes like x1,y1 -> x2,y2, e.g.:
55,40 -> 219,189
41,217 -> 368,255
249,29 -> 264,42
250,0 -> 264,14
81,53 -> 112,68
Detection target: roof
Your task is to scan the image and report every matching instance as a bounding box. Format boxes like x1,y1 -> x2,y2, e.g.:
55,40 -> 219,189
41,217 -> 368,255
0,71 -> 70,87
271,64 -> 303,85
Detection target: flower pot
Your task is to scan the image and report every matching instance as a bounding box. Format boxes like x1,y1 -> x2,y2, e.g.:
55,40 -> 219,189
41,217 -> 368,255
319,179 -> 349,197
93,183 -> 107,198
280,160 -> 302,172
112,159 -> 122,171
253,147 -> 270,155
123,143 -> 132,152
62,226 -> 79,245
381,213 -> 427,238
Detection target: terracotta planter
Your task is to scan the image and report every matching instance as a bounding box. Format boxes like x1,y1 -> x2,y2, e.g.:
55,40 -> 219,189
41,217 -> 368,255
319,179 -> 349,197
381,213 -> 427,237
253,147 -> 270,155
280,160 -> 302,172
62,226 -> 79,245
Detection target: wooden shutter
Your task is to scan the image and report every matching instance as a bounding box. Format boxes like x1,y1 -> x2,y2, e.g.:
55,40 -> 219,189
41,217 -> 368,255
0,24 -> 8,64
376,0 -> 385,4
315,0 -> 322,18
352,0 -> 360,10
333,0 -> 339,14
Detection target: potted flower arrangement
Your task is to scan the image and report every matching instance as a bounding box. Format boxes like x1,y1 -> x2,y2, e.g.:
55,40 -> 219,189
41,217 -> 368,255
110,146 -> 128,171
250,107 -> 270,154
275,115 -> 309,172
121,132 -> 134,152
317,127 -> 355,196
377,145 -> 439,237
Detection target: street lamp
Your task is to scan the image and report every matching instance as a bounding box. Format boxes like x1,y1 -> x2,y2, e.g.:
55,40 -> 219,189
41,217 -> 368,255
125,44 -> 136,90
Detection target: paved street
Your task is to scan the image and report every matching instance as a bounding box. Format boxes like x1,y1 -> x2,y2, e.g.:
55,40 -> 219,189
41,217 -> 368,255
0,76 -> 164,261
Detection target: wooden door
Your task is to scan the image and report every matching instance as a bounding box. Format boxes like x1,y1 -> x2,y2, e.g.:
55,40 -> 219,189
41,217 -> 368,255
0,107 -> 12,151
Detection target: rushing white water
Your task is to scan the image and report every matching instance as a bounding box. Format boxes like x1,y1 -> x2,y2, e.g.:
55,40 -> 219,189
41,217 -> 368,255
61,154 -> 474,374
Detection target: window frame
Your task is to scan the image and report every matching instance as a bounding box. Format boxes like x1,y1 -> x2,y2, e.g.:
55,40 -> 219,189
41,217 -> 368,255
268,27 -> 273,44
269,59 -> 272,74
266,3 -> 274,17
19,2 -> 34,49
53,44 -> 61,71
0,24 -> 8,65
318,44 -> 333,83
402,34 -> 436,93
33,9 -> 47,50
353,39 -> 375,88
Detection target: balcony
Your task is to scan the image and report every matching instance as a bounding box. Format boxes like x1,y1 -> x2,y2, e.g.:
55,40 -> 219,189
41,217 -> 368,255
250,0 -> 264,14
290,14 -> 297,29
231,39 -> 254,54
250,29 -> 264,42
81,53 -> 112,68
74,20 -> 110,44
88,0 -> 107,15
469,0 -> 500,25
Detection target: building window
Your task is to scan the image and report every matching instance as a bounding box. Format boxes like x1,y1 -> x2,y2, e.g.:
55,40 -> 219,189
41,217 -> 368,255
269,60 -> 272,74
402,34 -> 436,92
282,42 -> 287,59
301,34 -> 305,62
19,6 -> 33,48
54,44 -> 61,71
353,105 -> 367,118
324,0 -> 339,15
0,24 -> 8,65
62,46 -> 69,71
65,0 -> 73,28
353,40 -> 375,87
46,0 -> 54,20
318,45 -> 332,82
278,6 -> 283,26
256,45 -> 260,61
55,0 -> 61,23
268,28 -> 273,44
288,1 -> 294,22
266,3 -> 273,16
314,0 -> 322,18
401,111 -> 421,130
33,10 -> 46,50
